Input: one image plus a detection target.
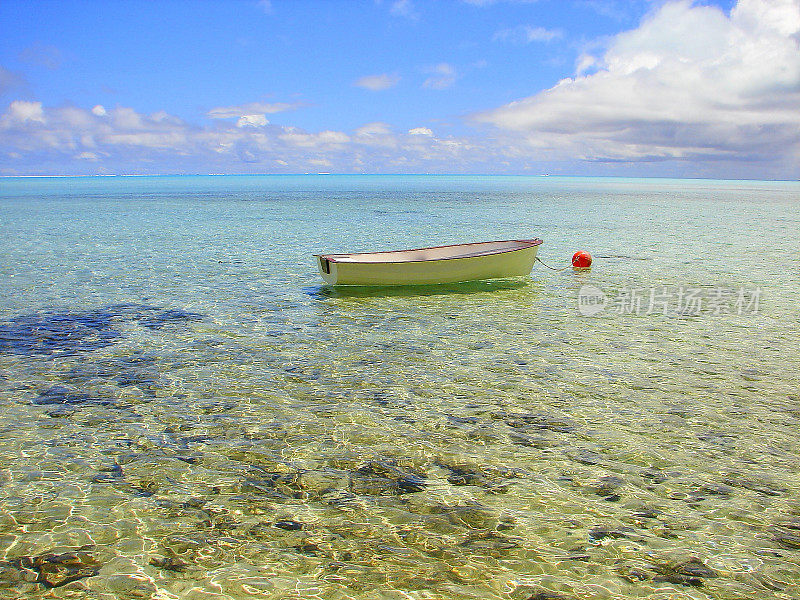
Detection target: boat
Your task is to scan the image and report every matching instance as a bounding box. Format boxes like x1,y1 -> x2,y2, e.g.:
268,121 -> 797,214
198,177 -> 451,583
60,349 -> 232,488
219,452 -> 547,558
314,238 -> 543,286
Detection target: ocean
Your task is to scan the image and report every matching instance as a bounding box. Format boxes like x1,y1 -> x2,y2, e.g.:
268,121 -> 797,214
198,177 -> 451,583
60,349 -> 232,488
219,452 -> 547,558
0,175 -> 798,599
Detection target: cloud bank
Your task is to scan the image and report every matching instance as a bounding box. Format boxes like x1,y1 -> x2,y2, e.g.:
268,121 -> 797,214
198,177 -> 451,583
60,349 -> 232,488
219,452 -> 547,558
474,0 -> 800,171
0,100 -> 485,175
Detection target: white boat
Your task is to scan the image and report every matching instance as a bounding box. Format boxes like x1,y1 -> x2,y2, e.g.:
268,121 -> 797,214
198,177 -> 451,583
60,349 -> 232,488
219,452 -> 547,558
315,238 -> 543,286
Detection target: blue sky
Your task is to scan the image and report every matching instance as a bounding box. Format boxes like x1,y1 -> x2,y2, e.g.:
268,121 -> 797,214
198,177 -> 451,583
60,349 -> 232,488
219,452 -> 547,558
1,0 -> 798,178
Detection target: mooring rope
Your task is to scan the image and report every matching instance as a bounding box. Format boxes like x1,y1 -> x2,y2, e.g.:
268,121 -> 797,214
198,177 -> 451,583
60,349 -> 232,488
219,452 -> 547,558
535,256 -> 573,272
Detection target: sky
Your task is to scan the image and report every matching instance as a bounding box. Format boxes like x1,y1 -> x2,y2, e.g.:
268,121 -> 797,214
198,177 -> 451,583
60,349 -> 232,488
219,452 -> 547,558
0,0 -> 798,179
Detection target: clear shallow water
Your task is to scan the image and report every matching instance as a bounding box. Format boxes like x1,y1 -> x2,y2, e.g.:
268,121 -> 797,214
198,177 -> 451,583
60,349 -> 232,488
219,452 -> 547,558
0,175 -> 798,599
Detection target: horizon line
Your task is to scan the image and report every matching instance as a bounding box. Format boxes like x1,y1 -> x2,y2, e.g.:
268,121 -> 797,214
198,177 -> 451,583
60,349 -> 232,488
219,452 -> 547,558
2,173 -> 799,183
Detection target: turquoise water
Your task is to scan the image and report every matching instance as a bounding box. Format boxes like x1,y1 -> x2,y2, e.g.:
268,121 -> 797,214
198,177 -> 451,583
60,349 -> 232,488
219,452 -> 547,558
0,175 -> 799,599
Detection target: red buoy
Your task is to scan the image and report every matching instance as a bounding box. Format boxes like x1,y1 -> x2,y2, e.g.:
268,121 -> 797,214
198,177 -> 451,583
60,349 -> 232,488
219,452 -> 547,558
572,250 -> 592,269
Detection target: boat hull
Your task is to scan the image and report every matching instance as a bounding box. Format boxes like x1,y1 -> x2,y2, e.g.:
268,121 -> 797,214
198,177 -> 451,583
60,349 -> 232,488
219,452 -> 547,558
315,240 -> 542,286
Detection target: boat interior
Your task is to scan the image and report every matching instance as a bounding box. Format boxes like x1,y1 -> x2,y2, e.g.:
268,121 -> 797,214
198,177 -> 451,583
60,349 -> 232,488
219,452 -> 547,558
323,239 -> 540,263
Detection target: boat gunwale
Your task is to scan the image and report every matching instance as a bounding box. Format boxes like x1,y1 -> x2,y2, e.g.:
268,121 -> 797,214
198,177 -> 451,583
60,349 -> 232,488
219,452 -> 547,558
314,238 -> 543,265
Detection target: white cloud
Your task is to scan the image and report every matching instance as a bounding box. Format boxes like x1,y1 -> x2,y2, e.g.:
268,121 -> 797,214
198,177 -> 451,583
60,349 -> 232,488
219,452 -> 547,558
475,0 -> 800,165
237,114 -> 269,127
355,122 -> 392,136
353,122 -> 398,149
207,102 -> 300,119
0,100 -> 496,175
493,25 -> 563,44
58,106 -> 96,128
109,106 -> 148,130
734,0 -> 800,35
279,130 -> 350,148
0,103 -> 197,157
91,105 -> 107,117
422,63 -> 458,89
2,100 -> 45,124
103,131 -> 189,150
574,54 -> 597,76
309,158 -> 333,168
354,73 -> 400,91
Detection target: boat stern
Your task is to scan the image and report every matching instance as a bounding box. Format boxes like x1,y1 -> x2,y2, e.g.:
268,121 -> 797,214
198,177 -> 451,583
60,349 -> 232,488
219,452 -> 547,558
315,255 -> 338,285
